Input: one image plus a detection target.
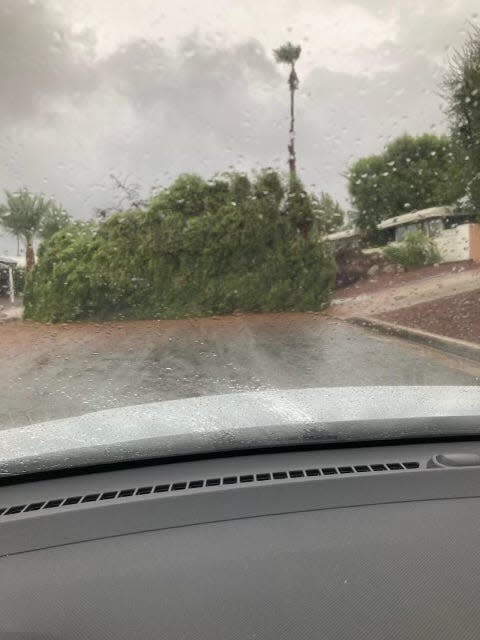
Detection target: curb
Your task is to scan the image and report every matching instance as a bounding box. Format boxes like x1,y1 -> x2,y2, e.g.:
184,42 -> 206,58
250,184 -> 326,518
347,316 -> 480,364
0,315 -> 21,324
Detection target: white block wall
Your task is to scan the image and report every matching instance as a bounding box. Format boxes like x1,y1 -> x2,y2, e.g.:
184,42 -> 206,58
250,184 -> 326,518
435,224 -> 470,262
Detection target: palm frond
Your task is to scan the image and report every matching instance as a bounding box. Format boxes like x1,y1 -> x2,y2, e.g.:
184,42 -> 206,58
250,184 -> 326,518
273,42 -> 301,65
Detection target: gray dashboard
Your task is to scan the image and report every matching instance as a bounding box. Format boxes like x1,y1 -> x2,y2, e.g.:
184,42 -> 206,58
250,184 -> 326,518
2,441 -> 480,639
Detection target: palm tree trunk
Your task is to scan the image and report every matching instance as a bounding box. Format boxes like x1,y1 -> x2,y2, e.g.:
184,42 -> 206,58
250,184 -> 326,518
288,64 -> 297,177
26,243 -> 35,271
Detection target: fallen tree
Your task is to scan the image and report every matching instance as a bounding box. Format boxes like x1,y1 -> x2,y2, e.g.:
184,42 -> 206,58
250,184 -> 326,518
24,171 -> 335,322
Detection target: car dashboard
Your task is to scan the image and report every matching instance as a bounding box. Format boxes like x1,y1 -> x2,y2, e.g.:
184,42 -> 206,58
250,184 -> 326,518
2,441 -> 480,639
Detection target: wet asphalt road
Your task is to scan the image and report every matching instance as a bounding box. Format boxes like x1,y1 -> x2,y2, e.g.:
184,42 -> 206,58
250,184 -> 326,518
1,312 -> 479,429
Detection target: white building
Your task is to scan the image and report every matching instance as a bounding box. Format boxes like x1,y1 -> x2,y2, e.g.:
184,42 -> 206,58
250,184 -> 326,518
325,228 -> 361,252
377,206 -> 480,263
0,256 -> 19,302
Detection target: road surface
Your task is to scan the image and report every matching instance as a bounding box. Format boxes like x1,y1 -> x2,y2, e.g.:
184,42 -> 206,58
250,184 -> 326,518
1,312 -> 479,429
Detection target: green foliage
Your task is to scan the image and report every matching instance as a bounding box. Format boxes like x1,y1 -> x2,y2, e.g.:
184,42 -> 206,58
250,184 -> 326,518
253,169 -> 284,206
383,231 -> 441,269
0,189 -> 49,245
24,171 -> 335,323
348,134 -> 466,243
273,42 -> 301,65
151,174 -> 213,218
312,192 -> 345,234
39,204 -> 71,241
0,189 -> 71,268
12,266 -> 25,294
443,24 -> 480,211
285,175 -> 314,237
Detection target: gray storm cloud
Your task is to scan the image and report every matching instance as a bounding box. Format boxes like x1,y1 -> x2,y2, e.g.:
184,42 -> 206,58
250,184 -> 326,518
0,0 -> 477,253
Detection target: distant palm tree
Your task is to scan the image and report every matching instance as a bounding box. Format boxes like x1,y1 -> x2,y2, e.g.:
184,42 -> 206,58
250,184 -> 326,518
0,190 -> 53,269
40,203 -> 71,241
273,42 -> 302,177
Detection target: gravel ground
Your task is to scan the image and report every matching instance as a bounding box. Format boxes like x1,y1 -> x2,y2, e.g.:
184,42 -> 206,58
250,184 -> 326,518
379,289 -> 480,345
332,260 -> 480,301
1,312 -> 479,429
331,263 -> 480,318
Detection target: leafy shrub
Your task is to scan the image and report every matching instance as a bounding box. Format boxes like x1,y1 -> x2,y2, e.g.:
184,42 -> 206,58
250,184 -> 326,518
13,267 -> 25,294
24,171 -> 335,322
383,231 -> 441,269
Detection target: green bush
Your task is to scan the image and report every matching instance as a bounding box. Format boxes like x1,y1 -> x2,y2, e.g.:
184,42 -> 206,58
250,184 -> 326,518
383,231 -> 441,269
13,266 -> 25,294
24,171 -> 335,322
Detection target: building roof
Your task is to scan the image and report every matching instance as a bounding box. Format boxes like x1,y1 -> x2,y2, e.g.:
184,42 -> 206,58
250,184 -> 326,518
377,206 -> 458,230
0,255 -> 18,267
326,228 -> 360,242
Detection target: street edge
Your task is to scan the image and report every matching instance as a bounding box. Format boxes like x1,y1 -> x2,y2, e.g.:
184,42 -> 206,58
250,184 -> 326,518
0,315 -> 21,325
347,315 -> 480,364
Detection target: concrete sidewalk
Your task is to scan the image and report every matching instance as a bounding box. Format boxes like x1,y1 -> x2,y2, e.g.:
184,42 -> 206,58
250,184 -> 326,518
348,315 -> 480,364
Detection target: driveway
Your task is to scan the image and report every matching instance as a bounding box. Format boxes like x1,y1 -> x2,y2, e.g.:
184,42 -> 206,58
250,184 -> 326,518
1,312 -> 479,429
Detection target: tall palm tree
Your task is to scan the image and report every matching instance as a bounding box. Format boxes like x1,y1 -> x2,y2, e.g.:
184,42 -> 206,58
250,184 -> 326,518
0,189 -> 52,269
273,42 -> 302,177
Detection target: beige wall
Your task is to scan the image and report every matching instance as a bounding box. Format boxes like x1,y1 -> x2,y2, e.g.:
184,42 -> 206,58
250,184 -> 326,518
469,223 -> 480,260
436,224 -> 470,262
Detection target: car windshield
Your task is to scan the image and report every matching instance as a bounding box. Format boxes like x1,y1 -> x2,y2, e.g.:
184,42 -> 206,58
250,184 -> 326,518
1,1 -> 480,471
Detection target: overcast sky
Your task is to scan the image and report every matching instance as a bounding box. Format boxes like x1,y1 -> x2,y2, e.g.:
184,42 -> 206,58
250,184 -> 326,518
0,0 -> 478,254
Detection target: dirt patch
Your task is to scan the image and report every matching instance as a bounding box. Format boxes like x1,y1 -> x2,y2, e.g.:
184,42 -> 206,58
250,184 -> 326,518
378,289 -> 480,345
0,311 -> 325,355
332,260 -> 480,301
